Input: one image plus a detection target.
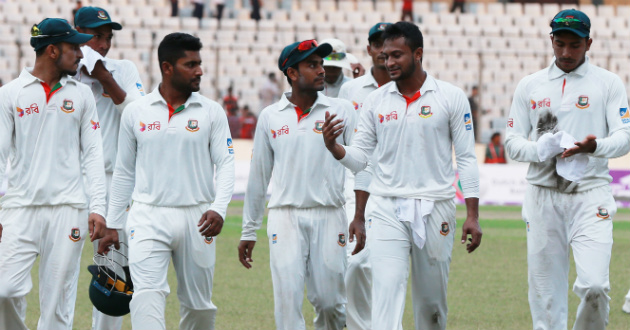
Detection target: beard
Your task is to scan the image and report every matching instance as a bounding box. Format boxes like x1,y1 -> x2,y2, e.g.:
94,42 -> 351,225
393,59 -> 417,81
56,54 -> 79,77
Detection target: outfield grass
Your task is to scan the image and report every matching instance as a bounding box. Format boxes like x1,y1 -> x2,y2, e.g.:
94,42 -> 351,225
25,203 -> 630,329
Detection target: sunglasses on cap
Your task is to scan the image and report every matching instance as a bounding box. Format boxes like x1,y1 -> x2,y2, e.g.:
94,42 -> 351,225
550,17 -> 589,30
30,25 -> 71,38
324,52 -> 346,61
282,39 -> 319,67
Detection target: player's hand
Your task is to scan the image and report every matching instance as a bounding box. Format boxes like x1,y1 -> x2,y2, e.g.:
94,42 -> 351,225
562,134 -> 597,158
348,215 -> 366,255
198,210 -> 224,237
97,228 -> 120,255
351,63 -> 366,78
88,213 -> 107,242
89,60 -> 113,82
0,223 -> 3,243
238,240 -> 256,269
322,111 -> 347,159
461,216 -> 482,253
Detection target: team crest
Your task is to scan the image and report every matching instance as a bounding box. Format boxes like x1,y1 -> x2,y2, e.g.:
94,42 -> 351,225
61,99 -> 74,113
204,236 -> 214,244
419,106 -> 433,118
596,207 -> 610,219
97,11 -> 108,20
186,119 -> 199,132
69,227 -> 81,242
576,95 -> 589,109
313,120 -> 324,133
338,232 -> 346,247
440,222 -> 450,236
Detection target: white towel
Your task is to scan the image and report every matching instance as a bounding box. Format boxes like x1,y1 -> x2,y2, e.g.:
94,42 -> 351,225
79,45 -> 109,74
395,198 -> 434,249
537,131 -> 589,182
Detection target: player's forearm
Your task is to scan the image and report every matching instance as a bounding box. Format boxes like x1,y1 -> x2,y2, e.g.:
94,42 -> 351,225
505,135 -> 539,162
81,119 -> 108,217
464,197 -> 479,221
354,190 -> 370,221
97,74 -> 127,106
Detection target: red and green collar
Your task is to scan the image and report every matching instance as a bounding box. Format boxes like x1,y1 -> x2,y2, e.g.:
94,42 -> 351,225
295,106 -> 312,123
41,82 -> 63,104
402,90 -> 421,109
167,103 -> 186,121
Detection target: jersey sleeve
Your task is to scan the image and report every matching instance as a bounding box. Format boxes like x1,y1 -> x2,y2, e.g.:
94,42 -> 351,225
339,99 -> 356,146
107,103 -> 138,229
339,93 -> 377,173
207,103 -> 235,220
79,87 -> 108,217
449,87 -> 480,198
114,61 -> 145,113
505,77 -> 539,162
592,75 -> 630,158
0,85 -> 14,192
241,112 -> 274,241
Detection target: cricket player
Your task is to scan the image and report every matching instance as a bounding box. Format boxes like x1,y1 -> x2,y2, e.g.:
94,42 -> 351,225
322,22 -> 482,330
73,7 -> 145,329
336,22 -> 392,330
505,9 -> 630,330
98,33 -> 234,330
238,39 -> 356,330
0,18 -> 107,329
321,38 -> 353,98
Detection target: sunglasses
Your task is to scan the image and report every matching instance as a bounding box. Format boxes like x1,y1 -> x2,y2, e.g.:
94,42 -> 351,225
550,17 -> 589,30
282,39 -> 319,67
31,25 -> 71,38
324,52 -> 346,61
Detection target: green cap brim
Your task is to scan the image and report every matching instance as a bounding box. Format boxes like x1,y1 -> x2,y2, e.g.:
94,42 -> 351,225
82,21 -> 123,30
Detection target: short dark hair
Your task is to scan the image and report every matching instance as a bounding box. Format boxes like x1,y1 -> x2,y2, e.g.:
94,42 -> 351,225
285,64 -> 299,86
157,33 -> 202,73
381,21 -> 423,52
35,43 -> 59,57
491,132 -> 501,140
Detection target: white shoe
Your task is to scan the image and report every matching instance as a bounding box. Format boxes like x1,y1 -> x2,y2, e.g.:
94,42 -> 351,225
622,299 -> 630,314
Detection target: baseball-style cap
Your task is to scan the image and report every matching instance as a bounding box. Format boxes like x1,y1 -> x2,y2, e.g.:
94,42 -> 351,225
550,9 -> 590,38
368,22 -> 392,41
30,18 -> 93,51
75,7 -> 122,30
320,38 -> 352,71
278,39 -> 333,74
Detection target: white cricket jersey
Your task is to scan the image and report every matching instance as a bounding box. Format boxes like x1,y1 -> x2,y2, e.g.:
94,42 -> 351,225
324,74 -> 352,98
338,68 -> 380,192
241,92 -> 356,241
339,74 -> 480,200
74,58 -> 145,173
505,57 -> 630,192
0,69 -> 107,216
107,87 -> 235,229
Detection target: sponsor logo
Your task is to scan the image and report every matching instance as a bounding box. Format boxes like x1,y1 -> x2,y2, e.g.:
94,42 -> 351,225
69,227 -> 81,242
204,236 -> 214,244
419,106 -> 432,118
91,120 -> 100,130
227,138 -> 234,154
139,121 -> 146,132
379,111 -> 398,123
378,114 -> 384,123
313,120 -> 324,133
17,107 -> 24,117
596,207 -> 610,219
530,99 -> 536,110
97,11 -> 108,20
272,234 -> 277,244
440,222 -> 450,236
526,222 -> 530,232
352,101 -> 359,110
507,118 -> 513,128
368,218 -> 372,229
61,99 -> 74,113
338,232 -> 346,247
130,229 -> 135,239
18,103 -> 39,118
576,95 -> 589,109
531,98 -> 551,110
620,108 -> 630,124
271,125 -> 289,138
186,119 -> 199,132
140,121 -> 160,132
136,83 -> 145,96
464,113 -> 472,131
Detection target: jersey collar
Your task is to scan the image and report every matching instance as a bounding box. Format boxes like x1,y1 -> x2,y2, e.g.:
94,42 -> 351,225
386,72 -> 437,97
277,91 -> 331,111
18,68 -> 77,88
148,85 -> 203,109
361,68 -> 379,89
548,55 -> 590,80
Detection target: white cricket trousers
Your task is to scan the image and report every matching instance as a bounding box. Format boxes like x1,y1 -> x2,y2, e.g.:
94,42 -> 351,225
0,205 -> 88,330
343,174 -> 373,330
126,202 -> 217,330
524,184 -> 615,330
369,196 -> 456,330
267,206 -> 347,330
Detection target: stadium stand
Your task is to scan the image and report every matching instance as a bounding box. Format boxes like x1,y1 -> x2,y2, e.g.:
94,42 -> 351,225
2,0 -> 630,138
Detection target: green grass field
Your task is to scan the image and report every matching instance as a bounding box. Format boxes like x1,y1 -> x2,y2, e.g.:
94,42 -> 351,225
24,202 -> 630,329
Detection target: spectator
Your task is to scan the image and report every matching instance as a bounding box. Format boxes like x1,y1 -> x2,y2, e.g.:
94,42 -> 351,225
214,0 -> 225,21
250,0 -> 262,22
320,38 -> 353,98
450,0 -> 466,13
227,108 -> 241,139
223,86 -> 239,114
259,72 -> 280,110
192,0 -> 204,19
170,0 -> 178,16
401,0 -> 413,21
484,132 -> 507,164
468,85 -> 479,142
240,106 -> 257,139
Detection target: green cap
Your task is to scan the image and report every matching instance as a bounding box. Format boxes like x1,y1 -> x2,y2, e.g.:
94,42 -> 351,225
550,9 -> 590,38
75,7 -> 122,30
278,40 -> 333,74
368,22 -> 392,41
30,18 -> 93,51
